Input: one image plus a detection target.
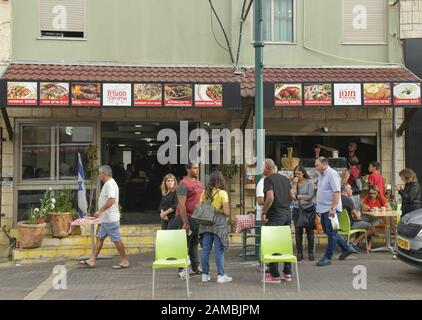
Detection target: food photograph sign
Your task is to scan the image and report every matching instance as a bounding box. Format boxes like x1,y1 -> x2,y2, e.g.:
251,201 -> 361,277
134,84 -> 162,107
71,83 -> 101,106
103,83 -> 131,107
274,83 -> 302,106
363,83 -> 391,106
40,82 -> 69,106
194,84 -> 223,107
333,83 -> 361,106
303,83 -> 332,106
393,83 -> 421,106
164,84 -> 193,107
7,82 -> 38,105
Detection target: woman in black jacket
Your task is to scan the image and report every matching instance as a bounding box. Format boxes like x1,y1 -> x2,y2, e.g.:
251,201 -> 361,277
159,174 -> 178,229
395,168 -> 422,216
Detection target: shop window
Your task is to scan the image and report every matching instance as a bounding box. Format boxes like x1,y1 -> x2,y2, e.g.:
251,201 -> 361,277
261,0 -> 294,43
20,124 -> 94,182
343,0 -> 386,44
21,126 -> 53,181
59,126 -> 93,180
39,0 -> 85,39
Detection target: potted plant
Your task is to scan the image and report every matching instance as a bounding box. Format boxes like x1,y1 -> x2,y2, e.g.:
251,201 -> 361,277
49,187 -> 77,238
17,188 -> 55,249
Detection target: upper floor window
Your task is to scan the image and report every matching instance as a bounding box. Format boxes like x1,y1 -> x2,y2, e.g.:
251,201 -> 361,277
343,0 -> 387,44
39,0 -> 85,39
262,0 -> 295,43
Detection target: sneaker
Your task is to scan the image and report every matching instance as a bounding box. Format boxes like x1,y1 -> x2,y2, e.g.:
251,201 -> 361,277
217,274 -> 233,284
281,274 -> 292,282
348,245 -> 361,254
263,274 -> 281,283
338,250 -> 354,261
201,274 -> 211,282
351,243 -> 362,253
190,269 -> 202,276
316,257 -> 332,266
308,254 -> 315,261
178,269 -> 190,280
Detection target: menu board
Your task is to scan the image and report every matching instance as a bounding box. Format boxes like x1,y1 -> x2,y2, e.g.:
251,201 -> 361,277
7,82 -> 38,105
164,84 -> 192,107
40,82 -> 69,106
194,84 -> 223,107
103,83 -> 131,106
274,83 -> 302,106
71,83 -> 101,106
333,83 -> 361,106
363,83 -> 391,106
393,83 -> 421,105
304,83 -> 332,106
134,84 -> 162,107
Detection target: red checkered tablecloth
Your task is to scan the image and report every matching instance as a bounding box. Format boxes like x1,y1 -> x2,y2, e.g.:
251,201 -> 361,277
71,217 -> 100,226
235,214 -> 255,233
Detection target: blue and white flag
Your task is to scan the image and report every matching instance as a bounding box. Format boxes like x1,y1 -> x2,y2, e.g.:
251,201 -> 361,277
77,152 -> 88,218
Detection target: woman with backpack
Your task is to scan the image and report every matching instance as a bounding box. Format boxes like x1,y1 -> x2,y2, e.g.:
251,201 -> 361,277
198,170 -> 232,284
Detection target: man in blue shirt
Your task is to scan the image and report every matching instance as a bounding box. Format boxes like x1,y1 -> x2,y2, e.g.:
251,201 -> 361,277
315,157 -> 359,266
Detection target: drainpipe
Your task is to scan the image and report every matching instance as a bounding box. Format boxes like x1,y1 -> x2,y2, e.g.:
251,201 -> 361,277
392,108 -> 397,199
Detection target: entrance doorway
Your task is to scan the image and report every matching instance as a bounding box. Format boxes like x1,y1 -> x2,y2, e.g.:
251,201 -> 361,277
101,121 -> 197,224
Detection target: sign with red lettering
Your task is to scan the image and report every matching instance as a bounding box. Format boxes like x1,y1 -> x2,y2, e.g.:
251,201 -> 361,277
393,83 -> 421,105
363,83 -> 391,106
103,83 -> 131,106
164,84 -> 193,107
7,82 -> 38,105
194,84 -> 222,107
333,83 -> 361,106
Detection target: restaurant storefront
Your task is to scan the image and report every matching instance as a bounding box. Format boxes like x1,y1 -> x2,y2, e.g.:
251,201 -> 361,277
1,64 -> 421,228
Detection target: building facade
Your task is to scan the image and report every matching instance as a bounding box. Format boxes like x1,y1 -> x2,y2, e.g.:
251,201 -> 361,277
0,0 -> 419,246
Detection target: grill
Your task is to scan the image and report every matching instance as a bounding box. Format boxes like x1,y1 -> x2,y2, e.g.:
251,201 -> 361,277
397,222 -> 422,239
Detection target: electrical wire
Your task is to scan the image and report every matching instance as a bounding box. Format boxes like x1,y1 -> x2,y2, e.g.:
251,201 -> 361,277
210,6 -> 231,55
209,0 -> 235,64
235,0 -> 248,72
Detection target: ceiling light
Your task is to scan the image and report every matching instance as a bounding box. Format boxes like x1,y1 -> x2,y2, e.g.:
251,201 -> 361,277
118,144 -> 126,147
146,138 -> 152,142
134,132 -> 141,135
134,125 -> 143,128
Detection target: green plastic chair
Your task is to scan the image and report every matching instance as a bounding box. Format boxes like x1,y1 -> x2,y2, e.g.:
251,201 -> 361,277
152,230 -> 190,298
260,226 -> 300,293
338,209 -> 369,254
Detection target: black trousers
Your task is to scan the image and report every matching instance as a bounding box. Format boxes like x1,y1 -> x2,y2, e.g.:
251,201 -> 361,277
266,214 -> 292,277
167,215 -> 200,272
292,208 -> 315,255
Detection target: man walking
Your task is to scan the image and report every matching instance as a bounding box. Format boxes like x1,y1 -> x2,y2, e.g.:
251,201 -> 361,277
168,162 -> 203,278
81,165 -> 129,269
261,159 -> 293,283
315,157 -> 359,266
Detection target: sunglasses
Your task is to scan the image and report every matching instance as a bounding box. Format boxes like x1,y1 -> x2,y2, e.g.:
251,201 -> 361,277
369,192 -> 378,195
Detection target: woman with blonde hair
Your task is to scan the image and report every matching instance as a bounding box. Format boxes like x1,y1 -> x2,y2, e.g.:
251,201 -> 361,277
158,173 -> 178,230
396,168 -> 421,216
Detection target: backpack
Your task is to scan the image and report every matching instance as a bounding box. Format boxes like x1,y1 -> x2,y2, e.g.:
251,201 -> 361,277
192,190 -> 219,226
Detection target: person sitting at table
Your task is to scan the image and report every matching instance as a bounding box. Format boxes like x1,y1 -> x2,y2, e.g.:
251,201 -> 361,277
361,185 -> 391,239
341,183 -> 376,251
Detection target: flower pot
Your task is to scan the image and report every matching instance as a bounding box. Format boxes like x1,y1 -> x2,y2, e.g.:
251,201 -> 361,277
17,222 -> 46,249
49,213 -> 72,238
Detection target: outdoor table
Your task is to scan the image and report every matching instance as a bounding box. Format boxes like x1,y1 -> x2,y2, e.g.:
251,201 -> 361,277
362,210 -> 401,254
71,217 -> 111,260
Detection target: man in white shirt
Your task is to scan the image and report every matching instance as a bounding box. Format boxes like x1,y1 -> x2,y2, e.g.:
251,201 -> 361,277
81,165 -> 129,269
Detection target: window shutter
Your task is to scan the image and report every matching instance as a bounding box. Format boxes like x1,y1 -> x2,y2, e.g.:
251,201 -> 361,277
343,0 -> 386,43
39,0 -> 85,33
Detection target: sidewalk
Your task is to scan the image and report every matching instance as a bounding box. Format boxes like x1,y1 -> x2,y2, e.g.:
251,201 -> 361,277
1,246 -> 422,300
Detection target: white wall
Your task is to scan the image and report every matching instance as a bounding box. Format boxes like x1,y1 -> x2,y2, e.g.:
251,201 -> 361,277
400,0 -> 422,38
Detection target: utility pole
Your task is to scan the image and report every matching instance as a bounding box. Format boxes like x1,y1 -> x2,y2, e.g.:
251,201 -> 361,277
254,0 -> 264,259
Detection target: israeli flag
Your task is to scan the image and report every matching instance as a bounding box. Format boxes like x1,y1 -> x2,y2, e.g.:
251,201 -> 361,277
77,152 -> 88,218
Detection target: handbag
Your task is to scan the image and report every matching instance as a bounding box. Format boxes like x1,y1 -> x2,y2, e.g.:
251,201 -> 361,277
296,184 -> 317,229
192,190 -> 219,226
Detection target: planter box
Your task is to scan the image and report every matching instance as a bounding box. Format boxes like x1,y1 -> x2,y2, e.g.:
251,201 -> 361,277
17,222 -> 46,249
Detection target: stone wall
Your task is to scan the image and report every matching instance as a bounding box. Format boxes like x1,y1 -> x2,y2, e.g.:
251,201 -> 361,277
400,0 -> 422,38
0,0 -> 10,76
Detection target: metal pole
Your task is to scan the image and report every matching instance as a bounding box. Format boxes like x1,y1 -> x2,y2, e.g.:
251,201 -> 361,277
254,0 -> 264,260
392,108 -> 397,198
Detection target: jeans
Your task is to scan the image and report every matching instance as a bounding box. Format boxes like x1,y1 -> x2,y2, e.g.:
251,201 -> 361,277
167,215 -> 200,272
200,232 -> 225,276
320,211 -> 350,260
266,214 -> 292,277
